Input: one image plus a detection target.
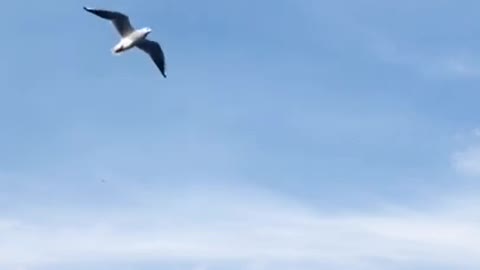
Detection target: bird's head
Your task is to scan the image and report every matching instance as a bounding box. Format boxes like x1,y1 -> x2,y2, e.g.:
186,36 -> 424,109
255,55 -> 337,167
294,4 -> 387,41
143,27 -> 152,35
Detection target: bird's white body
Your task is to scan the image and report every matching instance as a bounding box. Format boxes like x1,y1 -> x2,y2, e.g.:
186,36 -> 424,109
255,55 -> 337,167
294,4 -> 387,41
113,38 -> 135,54
112,28 -> 151,54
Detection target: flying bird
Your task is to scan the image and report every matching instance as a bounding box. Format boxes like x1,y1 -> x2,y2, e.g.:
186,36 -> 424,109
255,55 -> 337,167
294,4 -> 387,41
83,6 -> 167,77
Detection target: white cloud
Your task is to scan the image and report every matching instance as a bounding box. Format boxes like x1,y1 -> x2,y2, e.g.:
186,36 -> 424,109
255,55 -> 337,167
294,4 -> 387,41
444,57 -> 480,78
1,186 -> 480,270
453,142 -> 480,177
356,27 -> 480,80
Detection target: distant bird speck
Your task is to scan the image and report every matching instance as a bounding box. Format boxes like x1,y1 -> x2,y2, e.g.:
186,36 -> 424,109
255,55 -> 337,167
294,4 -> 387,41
83,6 -> 167,78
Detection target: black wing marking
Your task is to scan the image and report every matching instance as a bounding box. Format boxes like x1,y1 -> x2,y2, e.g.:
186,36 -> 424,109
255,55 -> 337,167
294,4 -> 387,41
136,39 -> 167,78
83,7 -> 134,36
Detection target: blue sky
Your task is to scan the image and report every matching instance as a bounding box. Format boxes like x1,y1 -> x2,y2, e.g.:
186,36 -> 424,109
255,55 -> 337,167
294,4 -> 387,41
2,0 -> 480,269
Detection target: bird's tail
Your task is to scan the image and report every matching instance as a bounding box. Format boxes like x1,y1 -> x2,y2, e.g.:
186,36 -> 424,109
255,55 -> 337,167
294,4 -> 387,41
111,43 -> 124,55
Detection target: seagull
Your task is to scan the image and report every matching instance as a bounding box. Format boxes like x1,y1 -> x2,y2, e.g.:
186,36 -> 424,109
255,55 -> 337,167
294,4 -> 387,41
83,6 -> 167,78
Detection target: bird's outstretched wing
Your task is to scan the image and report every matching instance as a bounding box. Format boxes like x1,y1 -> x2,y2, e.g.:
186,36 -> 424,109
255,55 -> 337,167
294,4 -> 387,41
83,6 -> 134,37
135,39 -> 167,78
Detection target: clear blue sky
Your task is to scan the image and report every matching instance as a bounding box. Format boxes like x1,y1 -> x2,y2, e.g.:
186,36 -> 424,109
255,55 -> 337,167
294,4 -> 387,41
2,0 -> 480,269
